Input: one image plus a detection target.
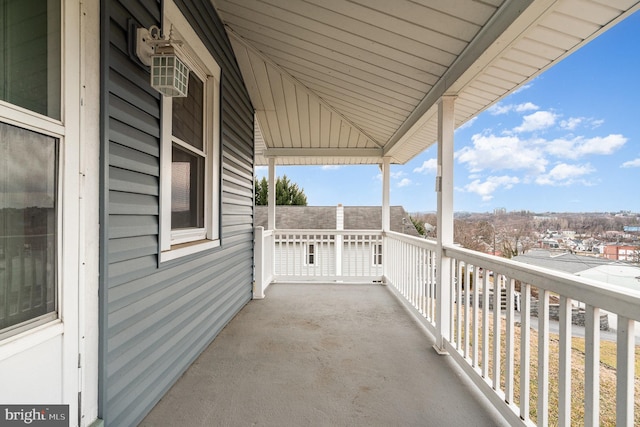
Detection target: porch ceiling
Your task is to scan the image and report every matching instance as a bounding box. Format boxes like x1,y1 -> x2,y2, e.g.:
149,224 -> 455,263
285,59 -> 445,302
213,0 -> 640,166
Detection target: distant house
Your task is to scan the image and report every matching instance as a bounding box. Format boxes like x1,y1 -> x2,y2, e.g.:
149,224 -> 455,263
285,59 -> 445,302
603,244 -> 639,262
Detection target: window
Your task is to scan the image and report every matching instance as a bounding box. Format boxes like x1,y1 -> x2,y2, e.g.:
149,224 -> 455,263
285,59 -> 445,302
306,244 -> 315,266
373,243 -> 383,266
1,122 -> 58,336
0,0 -> 61,119
0,0 -> 61,338
159,0 -> 221,262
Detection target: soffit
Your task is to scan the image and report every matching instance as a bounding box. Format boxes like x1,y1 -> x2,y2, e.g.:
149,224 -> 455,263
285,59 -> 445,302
213,0 -> 640,166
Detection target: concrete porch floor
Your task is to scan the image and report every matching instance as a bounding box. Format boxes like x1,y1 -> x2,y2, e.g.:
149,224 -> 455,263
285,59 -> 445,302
141,283 -> 509,427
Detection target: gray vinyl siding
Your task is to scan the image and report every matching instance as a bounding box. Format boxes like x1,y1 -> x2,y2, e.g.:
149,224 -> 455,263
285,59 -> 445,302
100,1 -> 254,426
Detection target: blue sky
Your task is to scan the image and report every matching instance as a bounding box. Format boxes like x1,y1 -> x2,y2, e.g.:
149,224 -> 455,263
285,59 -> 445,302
256,11 -> 640,214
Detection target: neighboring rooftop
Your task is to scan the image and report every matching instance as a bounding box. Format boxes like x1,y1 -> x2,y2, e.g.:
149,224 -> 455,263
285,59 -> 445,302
254,205 -> 422,237
513,249 -> 613,275
514,249 -> 640,292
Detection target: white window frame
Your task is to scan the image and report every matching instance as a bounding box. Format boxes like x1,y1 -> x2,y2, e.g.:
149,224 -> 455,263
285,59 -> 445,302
305,243 -> 316,266
0,0 -> 81,357
372,243 -> 383,266
159,0 -> 221,263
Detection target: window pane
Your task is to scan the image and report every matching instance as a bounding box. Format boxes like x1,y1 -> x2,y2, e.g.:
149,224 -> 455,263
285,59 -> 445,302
0,122 -> 57,332
171,145 -> 204,230
0,0 -> 61,119
172,73 -> 204,150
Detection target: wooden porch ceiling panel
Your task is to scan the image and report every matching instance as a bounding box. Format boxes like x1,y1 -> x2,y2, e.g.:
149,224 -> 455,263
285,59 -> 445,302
214,0 -> 640,166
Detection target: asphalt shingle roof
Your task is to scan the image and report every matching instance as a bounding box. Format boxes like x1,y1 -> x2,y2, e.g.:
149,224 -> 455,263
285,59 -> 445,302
254,205 -> 421,237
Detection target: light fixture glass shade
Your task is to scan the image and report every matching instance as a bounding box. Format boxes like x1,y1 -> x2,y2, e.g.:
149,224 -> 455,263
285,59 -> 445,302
151,52 -> 189,97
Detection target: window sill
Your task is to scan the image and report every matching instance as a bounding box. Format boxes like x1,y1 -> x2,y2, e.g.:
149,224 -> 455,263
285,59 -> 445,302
0,320 -> 63,362
160,238 -> 220,263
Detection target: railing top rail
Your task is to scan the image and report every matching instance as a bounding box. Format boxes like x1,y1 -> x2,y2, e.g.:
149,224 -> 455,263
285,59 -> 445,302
444,244 -> 640,321
271,229 -> 384,236
384,230 -> 437,249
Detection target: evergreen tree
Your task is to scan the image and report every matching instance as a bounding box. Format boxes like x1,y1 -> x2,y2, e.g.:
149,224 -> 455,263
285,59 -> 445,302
254,177 -> 268,205
254,175 -> 307,206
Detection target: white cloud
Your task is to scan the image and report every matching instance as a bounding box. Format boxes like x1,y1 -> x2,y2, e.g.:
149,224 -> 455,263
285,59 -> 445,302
397,178 -> 412,188
560,117 -> 583,130
621,158 -> 640,168
321,165 -> 342,170
413,158 -> 438,174
560,117 -> 605,131
463,175 -> 520,201
535,163 -> 595,186
456,133 -> 547,174
545,134 -> 627,159
515,102 -> 539,112
512,83 -> 532,94
488,103 -> 512,115
457,116 -> 478,130
488,102 -> 538,116
390,171 -> 406,179
513,111 -> 557,133
254,166 -> 267,175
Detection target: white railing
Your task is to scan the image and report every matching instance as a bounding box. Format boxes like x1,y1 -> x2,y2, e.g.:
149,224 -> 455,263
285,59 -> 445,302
384,231 -> 438,323
253,227 -> 273,299
440,245 -> 639,426
267,229 -> 383,282
256,227 -> 640,426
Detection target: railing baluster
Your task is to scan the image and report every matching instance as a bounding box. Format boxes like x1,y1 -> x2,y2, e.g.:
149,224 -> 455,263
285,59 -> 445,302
492,274 -> 501,392
482,270 -> 490,378
505,277 -> 515,405
584,304 -> 600,427
448,259 -> 454,341
472,267 -> 480,367
537,289 -> 549,427
456,261 -> 463,350
558,295 -> 572,427
462,264 -> 469,358
616,315 -> 635,426
520,283 -> 531,422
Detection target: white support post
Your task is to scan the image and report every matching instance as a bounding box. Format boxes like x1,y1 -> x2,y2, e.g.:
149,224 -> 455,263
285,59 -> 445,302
381,157 -> 391,282
381,157 -> 391,232
268,157 -> 276,231
336,204 -> 344,279
434,95 -> 455,354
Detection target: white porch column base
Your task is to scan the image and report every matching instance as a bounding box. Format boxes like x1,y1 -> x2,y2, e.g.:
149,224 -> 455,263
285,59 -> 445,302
253,226 -> 266,299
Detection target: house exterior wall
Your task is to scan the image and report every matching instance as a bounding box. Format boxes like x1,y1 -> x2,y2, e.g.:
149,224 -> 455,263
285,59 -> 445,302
100,1 -> 254,425
274,242 -> 336,277
343,243 -> 383,277
603,245 -> 638,261
0,1 -> 101,425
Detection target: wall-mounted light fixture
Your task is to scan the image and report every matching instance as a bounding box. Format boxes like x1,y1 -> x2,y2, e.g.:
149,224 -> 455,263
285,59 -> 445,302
136,25 -> 189,97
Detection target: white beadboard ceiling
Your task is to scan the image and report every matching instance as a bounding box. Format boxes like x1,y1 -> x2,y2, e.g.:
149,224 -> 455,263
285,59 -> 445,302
212,0 -> 640,166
